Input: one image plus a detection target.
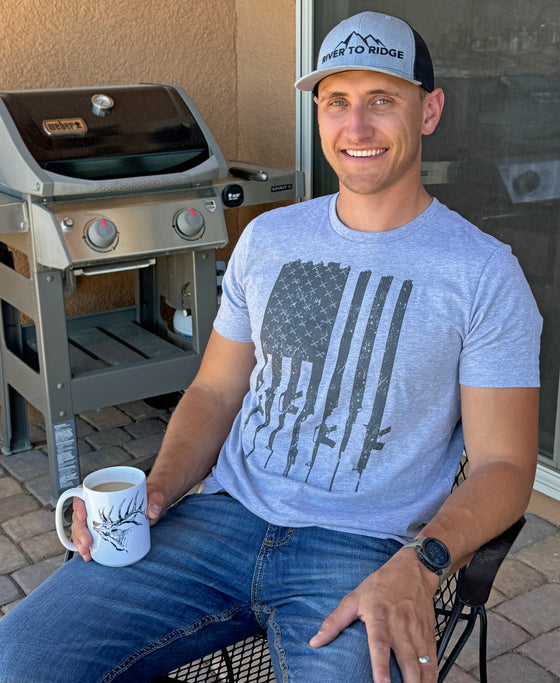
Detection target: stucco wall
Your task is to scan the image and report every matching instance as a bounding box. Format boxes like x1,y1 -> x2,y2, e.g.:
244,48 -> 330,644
236,0 -> 296,166
232,0 -> 297,247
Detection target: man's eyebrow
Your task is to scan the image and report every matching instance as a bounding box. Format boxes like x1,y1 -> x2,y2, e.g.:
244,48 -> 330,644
317,88 -> 404,101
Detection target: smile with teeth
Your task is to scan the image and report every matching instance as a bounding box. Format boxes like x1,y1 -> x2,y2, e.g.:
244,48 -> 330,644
345,148 -> 386,157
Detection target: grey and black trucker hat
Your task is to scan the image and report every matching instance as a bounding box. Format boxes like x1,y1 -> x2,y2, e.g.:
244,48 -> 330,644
295,11 -> 434,93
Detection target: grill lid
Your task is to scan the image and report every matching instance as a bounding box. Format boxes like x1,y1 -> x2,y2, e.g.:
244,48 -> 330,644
0,84 -> 227,197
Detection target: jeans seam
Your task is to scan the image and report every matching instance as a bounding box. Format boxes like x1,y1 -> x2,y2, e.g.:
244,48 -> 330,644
100,604 -> 246,682
251,536 -> 268,629
251,525 -> 293,628
268,611 -> 289,682
252,526 -> 293,679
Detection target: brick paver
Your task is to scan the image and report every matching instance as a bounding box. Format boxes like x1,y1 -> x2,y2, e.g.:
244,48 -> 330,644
75,416 -> 95,438
118,399 -> 171,421
124,417 -> 166,440
511,513 -> 559,552
453,611 -> 531,672
78,446 -> 133,476
124,433 -> 165,459
485,584 -> 507,609
23,475 -> 52,507
0,449 -> 49,482
519,628 -> 560,679
11,555 -> 65,595
0,477 -> 22,498
0,492 -> 40,524
493,556 -> 548,599
84,426 -> 133,450
483,652 -> 558,682
513,534 -> 560,582
79,406 -> 132,430
20,530 -> 64,563
0,575 -> 22,608
443,665 -> 478,682
0,535 -> 28,575
78,438 -> 94,455
494,583 -> 560,637
2,508 -> 55,543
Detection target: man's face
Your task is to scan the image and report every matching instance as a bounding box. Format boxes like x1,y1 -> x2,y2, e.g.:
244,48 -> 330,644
315,70 -> 437,197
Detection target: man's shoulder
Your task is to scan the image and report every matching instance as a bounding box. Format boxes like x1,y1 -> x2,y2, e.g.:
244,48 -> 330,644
430,199 -> 509,256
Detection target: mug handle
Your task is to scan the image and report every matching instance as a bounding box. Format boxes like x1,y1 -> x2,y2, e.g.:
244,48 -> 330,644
55,487 -> 85,552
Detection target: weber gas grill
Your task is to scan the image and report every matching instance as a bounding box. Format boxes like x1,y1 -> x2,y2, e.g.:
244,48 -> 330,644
0,84 -> 304,500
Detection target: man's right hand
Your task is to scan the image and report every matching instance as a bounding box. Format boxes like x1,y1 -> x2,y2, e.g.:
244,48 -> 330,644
71,496 -> 93,562
146,484 -> 166,522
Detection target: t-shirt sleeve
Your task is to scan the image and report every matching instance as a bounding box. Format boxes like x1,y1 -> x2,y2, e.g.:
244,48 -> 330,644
213,222 -> 254,343
459,244 -> 542,388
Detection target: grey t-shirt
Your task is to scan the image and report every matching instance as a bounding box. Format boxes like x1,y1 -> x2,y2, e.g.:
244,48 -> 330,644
204,195 -> 542,543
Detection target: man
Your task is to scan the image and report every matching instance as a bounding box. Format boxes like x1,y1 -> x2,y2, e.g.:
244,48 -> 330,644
0,11 -> 541,683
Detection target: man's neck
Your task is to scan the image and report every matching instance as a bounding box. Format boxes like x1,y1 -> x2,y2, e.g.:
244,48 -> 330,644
335,183 -> 433,233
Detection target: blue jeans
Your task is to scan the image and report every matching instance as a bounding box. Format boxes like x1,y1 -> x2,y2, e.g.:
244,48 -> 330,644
0,493 -> 403,682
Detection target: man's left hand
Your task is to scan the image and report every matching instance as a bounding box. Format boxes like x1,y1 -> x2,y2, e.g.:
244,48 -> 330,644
309,547 -> 439,682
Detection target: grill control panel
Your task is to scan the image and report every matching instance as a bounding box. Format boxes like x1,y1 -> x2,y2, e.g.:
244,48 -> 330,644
32,187 -> 228,270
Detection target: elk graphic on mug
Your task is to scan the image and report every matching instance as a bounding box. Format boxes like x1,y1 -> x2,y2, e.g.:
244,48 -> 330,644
92,490 -> 148,553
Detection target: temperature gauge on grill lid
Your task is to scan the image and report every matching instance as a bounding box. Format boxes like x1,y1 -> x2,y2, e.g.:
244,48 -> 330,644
85,217 -> 118,250
91,94 -> 114,117
174,208 -> 205,239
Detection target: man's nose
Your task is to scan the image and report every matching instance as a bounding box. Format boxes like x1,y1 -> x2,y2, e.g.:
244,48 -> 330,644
345,104 -> 372,138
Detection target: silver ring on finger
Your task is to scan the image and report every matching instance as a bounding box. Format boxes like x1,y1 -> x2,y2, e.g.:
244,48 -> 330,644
418,655 -> 431,665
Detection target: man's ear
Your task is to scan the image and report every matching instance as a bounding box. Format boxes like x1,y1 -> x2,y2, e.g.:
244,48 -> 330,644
422,88 -> 445,136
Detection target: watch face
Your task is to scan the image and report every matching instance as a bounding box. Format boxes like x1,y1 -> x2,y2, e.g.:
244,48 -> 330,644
424,538 -> 450,569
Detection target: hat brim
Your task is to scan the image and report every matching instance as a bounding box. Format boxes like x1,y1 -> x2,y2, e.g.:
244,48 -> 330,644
295,65 -> 422,92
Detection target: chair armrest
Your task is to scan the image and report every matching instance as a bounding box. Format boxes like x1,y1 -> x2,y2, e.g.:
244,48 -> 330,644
458,516 -> 526,607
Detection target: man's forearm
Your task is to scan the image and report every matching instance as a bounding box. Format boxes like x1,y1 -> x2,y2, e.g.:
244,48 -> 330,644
147,332 -> 255,510
419,455 -> 536,572
420,385 -> 539,572
148,382 -> 241,508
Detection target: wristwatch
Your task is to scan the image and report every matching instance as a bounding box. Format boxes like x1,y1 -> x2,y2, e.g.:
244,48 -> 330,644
402,536 -> 451,588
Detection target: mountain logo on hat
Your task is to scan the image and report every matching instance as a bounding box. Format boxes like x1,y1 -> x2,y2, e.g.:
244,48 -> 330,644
322,31 -> 405,65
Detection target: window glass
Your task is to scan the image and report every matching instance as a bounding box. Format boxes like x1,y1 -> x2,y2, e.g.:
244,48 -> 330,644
312,1 -> 560,470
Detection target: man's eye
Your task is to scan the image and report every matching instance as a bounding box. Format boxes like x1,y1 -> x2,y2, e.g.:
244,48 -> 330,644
374,97 -> 391,105
328,99 -> 347,107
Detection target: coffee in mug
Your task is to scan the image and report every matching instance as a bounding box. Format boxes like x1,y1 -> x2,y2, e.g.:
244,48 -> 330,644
91,482 -> 135,492
55,465 -> 150,567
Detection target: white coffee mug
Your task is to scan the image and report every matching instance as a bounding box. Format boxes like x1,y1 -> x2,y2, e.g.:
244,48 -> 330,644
55,465 -> 151,567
